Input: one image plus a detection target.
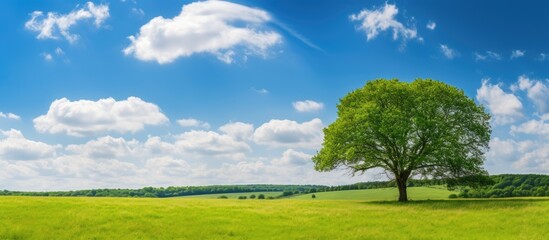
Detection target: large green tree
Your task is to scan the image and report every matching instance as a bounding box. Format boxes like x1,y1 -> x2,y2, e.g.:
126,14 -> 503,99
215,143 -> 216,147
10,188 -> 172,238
313,79 -> 491,201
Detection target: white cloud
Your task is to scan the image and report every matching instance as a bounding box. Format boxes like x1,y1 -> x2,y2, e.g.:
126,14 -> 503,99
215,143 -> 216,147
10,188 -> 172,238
218,122 -> 254,141
474,51 -> 502,61
476,79 -> 523,125
292,100 -> 324,112
511,75 -> 549,113
66,136 -> 139,159
42,53 -> 53,61
510,114 -> 549,136
253,118 -> 324,149
350,3 -> 418,43
271,149 -> 311,166
177,118 -> 210,129
175,130 -> 251,160
252,87 -> 269,94
512,142 -> 549,172
131,8 -> 145,16
55,47 -> 64,55
25,2 -> 109,43
0,129 -> 59,160
34,97 -> 168,137
426,21 -> 436,30
0,112 -> 20,120
124,0 -> 281,64
511,50 -> 525,59
145,156 -> 191,176
537,53 -> 548,61
440,44 -> 457,59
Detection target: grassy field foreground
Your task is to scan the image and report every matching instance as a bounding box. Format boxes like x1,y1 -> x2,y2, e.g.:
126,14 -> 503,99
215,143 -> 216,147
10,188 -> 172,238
1,197 -> 548,239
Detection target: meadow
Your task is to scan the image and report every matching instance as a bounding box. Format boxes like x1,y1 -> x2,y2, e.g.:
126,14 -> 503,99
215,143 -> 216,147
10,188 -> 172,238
290,186 -> 455,200
1,189 -> 548,239
178,191 -> 282,199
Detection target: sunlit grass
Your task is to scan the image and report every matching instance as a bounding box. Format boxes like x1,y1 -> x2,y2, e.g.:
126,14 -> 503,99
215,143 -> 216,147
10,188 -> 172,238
0,196 -> 547,239
290,186 -> 456,200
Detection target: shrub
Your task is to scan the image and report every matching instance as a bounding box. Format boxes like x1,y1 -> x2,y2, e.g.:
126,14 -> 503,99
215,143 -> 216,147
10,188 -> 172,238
257,194 -> 265,199
217,195 -> 228,199
448,194 -> 458,199
312,194 -> 316,199
249,194 -> 256,199
238,196 -> 247,200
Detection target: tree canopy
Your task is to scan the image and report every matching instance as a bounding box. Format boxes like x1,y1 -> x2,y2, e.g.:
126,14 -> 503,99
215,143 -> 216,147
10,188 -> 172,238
313,79 -> 491,201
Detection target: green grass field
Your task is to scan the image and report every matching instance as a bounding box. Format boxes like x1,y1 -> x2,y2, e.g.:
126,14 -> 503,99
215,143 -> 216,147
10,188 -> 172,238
290,186 -> 456,200
178,191 -> 282,199
1,195 -> 548,239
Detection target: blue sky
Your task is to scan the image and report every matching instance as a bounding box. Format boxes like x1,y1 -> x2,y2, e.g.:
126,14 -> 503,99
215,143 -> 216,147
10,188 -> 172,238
1,0 -> 549,190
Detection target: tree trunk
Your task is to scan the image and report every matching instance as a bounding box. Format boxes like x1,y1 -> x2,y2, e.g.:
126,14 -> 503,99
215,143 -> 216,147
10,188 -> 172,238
396,177 -> 408,202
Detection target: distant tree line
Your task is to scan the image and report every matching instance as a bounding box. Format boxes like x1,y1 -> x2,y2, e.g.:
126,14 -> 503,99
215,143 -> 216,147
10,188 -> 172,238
0,184 -> 325,198
1,174 -> 546,198
457,174 -> 549,198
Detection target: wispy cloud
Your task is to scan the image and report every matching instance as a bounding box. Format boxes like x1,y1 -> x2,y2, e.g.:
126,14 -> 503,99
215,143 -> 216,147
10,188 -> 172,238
511,50 -> 525,59
25,2 -> 109,43
440,44 -> 458,59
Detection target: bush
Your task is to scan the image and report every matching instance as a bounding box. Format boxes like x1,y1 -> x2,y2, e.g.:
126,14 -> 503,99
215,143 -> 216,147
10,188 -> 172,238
238,196 -> 247,200
448,194 -> 458,199
217,195 -> 228,199
312,194 -> 316,199
257,194 -> 265,199
267,196 -> 275,199
249,194 -> 256,199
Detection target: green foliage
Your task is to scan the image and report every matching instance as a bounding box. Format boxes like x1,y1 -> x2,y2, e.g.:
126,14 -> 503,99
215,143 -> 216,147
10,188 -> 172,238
313,79 -> 491,201
249,194 -> 256,199
0,184 -> 325,198
458,174 -> 549,198
0,197 -> 547,239
257,194 -> 265,199
217,195 -> 228,199
238,196 -> 247,200
448,194 -> 458,199
311,194 -> 316,199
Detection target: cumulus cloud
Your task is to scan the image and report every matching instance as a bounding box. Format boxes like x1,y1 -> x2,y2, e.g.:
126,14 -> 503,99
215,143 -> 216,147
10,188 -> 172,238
0,112 -> 20,120
350,3 -> 419,43
511,50 -> 525,59
177,118 -> 210,129
66,136 -> 139,159
511,75 -> 549,113
510,114 -> 549,136
440,44 -> 458,59
123,0 -> 282,64
175,130 -> 251,160
271,149 -> 312,166
426,21 -> 436,30
218,122 -> 254,141
25,2 -> 109,43
0,129 -> 59,160
513,143 -> 549,172
474,51 -> 502,61
253,118 -> 324,149
34,97 -> 168,137
476,79 -> 523,125
292,100 -> 324,112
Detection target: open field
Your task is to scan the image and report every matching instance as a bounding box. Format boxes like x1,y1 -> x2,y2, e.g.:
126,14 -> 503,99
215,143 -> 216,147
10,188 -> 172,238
178,191 -> 282,199
290,186 -> 456,200
1,196 -> 548,239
